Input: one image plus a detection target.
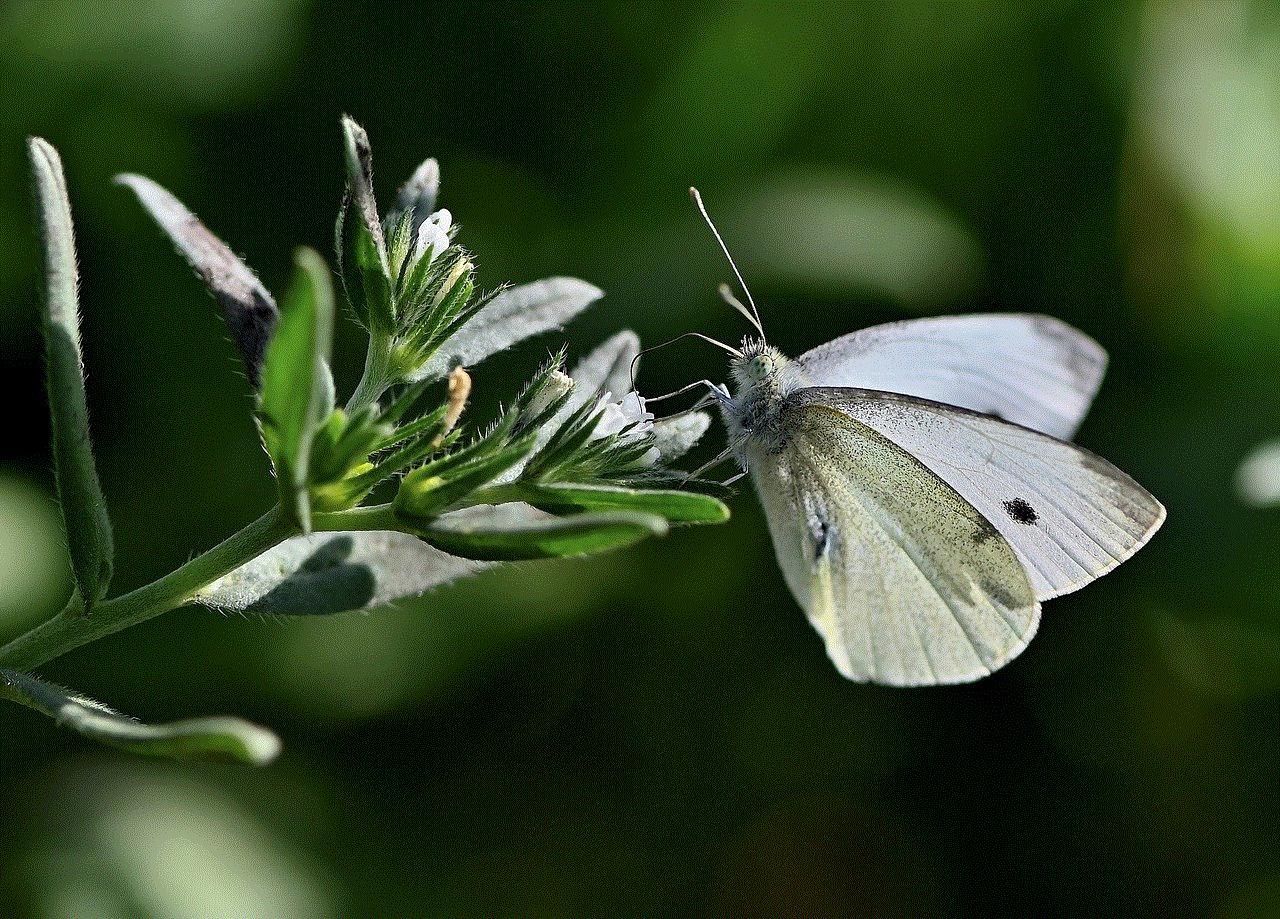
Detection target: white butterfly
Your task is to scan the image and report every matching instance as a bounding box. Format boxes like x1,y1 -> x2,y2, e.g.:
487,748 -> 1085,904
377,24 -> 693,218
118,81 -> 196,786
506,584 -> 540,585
688,190 -> 1165,686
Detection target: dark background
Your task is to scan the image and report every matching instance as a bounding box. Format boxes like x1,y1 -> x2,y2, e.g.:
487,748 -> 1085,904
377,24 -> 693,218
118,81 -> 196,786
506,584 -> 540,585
1,2 -> 1277,917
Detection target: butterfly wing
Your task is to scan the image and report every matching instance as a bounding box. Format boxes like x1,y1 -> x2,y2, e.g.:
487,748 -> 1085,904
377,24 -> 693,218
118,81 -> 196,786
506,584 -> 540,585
789,388 -> 1165,601
747,401 -> 1040,685
794,314 -> 1106,440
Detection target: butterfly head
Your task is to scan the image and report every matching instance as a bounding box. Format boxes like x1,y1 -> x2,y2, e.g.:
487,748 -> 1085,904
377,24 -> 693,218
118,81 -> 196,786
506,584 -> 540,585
730,338 -> 774,384
721,339 -> 806,460
729,339 -> 799,393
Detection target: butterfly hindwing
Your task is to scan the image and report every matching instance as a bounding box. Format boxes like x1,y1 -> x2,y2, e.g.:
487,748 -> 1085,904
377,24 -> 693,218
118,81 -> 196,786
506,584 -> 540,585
788,388 -> 1166,601
794,314 -> 1106,440
747,401 -> 1040,685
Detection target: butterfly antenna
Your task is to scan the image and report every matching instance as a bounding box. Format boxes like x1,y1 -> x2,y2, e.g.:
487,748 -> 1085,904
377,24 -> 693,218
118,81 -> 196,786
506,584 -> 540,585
629,331 -> 741,394
717,284 -> 763,337
689,187 -> 765,338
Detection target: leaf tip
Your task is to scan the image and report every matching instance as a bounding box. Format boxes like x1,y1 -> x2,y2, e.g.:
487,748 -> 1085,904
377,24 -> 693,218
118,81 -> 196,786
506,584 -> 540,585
237,723 -> 283,765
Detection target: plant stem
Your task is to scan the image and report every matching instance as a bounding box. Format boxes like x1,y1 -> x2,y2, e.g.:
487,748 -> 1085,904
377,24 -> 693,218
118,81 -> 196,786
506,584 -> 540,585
444,483 -> 527,510
346,328 -> 394,414
0,505 -> 295,672
312,503 -> 401,531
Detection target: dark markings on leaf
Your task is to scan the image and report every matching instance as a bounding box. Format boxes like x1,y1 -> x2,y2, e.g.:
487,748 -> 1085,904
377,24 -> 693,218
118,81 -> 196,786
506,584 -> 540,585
1003,498 -> 1038,525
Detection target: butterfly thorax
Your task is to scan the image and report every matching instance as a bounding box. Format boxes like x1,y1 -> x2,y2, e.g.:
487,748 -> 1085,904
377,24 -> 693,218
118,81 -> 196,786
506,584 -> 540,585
722,341 -> 808,464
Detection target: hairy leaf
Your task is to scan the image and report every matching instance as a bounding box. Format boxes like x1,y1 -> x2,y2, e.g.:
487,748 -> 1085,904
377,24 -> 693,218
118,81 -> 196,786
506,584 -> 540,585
418,508 -> 667,561
30,137 -> 114,606
195,527 -> 493,616
258,248 -> 335,531
415,277 -> 602,381
115,173 -> 279,388
0,669 -> 279,765
509,482 -> 729,524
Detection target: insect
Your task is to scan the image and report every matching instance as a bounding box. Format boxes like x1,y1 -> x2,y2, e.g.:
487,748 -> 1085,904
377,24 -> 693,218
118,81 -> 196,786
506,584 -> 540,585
686,189 -> 1165,685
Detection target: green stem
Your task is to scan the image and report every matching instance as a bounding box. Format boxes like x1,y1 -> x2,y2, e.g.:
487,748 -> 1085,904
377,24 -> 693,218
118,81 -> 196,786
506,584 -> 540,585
0,505 -> 295,672
346,328 -> 394,414
312,503 -> 401,532
444,483 -> 528,510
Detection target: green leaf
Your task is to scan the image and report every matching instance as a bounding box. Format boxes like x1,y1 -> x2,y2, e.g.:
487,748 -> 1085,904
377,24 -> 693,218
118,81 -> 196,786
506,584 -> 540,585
0,669 -> 279,765
340,116 -> 387,262
394,435 -> 536,521
336,116 -> 394,333
28,137 -> 114,607
417,509 -> 667,561
258,247 -> 335,532
338,202 -> 395,332
372,401 -> 448,455
521,396 -> 604,481
309,404 -> 387,490
379,377 -> 434,427
509,482 -> 729,524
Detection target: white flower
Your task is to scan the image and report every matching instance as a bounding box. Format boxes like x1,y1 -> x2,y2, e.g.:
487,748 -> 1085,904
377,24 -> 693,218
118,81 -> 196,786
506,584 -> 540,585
412,208 -> 453,264
592,391 -> 650,438
592,391 -> 659,466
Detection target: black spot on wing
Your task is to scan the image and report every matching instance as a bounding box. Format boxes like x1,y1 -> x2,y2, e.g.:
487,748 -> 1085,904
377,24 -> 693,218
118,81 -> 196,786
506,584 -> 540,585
804,497 -> 835,562
812,513 -> 833,562
1003,498 -> 1038,525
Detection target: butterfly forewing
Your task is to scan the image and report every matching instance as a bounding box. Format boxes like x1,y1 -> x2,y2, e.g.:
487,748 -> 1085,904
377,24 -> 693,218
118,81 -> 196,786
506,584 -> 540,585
789,388 -> 1166,601
748,402 -> 1040,685
794,314 -> 1106,440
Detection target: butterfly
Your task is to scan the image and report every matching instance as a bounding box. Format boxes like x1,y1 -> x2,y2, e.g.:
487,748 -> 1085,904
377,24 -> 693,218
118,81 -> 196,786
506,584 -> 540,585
687,189 -> 1165,685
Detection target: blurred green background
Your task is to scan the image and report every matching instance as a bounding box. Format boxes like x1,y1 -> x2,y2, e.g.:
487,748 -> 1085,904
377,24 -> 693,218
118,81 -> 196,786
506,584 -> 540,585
1,1 -> 1278,917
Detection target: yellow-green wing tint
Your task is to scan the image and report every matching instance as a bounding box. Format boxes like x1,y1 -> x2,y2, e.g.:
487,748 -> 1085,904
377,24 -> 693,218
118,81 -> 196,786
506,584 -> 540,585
790,388 -> 1166,601
746,403 -> 1039,685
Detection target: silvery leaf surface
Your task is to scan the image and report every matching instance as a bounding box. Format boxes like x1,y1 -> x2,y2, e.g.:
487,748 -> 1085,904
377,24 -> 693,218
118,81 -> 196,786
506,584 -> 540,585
193,504 -> 557,617
196,530 -> 486,617
568,329 -> 640,403
541,330 -> 641,447
385,157 -> 440,236
561,331 -> 708,462
116,173 -> 279,389
495,331 -> 639,484
651,411 -> 710,462
415,277 -> 602,381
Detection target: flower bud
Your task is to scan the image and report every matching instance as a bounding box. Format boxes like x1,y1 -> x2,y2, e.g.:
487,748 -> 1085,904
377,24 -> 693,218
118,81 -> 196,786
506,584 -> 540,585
412,208 -> 453,265
523,370 -> 575,425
